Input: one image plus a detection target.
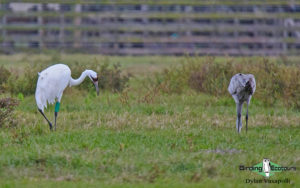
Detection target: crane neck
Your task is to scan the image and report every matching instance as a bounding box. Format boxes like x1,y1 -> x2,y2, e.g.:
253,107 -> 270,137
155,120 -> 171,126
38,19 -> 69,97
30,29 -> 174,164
69,70 -> 88,86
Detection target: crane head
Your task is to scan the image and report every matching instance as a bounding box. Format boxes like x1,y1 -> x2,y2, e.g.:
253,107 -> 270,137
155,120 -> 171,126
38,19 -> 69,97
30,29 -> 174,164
92,77 -> 99,96
87,70 -> 99,96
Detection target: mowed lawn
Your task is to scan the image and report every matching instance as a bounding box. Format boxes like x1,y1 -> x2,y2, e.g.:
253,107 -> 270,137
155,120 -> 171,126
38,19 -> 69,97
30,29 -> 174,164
0,54 -> 299,187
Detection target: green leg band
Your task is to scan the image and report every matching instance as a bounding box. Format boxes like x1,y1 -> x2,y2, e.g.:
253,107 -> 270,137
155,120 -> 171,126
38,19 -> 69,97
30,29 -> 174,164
55,102 -> 60,112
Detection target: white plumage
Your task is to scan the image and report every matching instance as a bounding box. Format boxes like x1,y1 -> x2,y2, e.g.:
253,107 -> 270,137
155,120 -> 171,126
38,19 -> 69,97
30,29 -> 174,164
228,73 -> 256,133
35,64 -> 99,130
35,64 -> 70,112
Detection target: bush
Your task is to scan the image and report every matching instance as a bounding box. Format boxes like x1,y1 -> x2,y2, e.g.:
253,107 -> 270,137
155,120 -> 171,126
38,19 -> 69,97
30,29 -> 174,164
98,63 -> 130,92
155,57 -> 300,109
4,57 -> 130,96
5,64 -> 42,96
70,59 -> 130,93
188,60 -> 234,96
0,66 -> 11,92
0,97 -> 19,127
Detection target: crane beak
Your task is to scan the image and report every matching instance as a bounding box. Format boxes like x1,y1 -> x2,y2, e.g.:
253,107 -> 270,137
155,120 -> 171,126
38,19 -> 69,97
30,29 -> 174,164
93,81 -> 99,96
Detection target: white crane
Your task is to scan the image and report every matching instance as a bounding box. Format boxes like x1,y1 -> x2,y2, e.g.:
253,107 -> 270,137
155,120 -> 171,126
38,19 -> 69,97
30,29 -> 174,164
228,73 -> 256,133
35,64 -> 99,130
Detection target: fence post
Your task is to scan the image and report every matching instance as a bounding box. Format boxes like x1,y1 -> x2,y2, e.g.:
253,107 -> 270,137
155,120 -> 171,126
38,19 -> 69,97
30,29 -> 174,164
1,3 -> 8,49
74,4 -> 81,48
2,15 -> 7,48
38,3 -> 44,49
59,11 -> 65,50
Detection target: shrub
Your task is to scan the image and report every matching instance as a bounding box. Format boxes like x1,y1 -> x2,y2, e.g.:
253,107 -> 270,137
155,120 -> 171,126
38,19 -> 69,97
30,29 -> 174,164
70,59 -> 130,93
155,57 -> 300,109
0,66 -> 11,92
281,65 -> 300,109
5,64 -> 42,96
153,69 -> 186,94
98,63 -> 130,92
4,57 -> 130,96
188,60 -> 234,96
0,97 -> 19,127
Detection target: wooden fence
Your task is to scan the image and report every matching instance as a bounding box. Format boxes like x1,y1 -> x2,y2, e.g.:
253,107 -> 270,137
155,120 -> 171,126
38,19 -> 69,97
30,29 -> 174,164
1,0 -> 300,55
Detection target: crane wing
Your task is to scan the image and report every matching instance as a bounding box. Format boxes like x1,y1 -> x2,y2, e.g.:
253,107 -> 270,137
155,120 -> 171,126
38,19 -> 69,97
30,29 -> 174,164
228,74 -> 243,95
228,73 -> 256,95
35,64 -> 71,112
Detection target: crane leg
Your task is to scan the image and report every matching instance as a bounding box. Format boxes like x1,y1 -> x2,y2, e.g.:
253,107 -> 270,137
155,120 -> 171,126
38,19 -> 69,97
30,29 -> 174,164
246,102 -> 249,133
38,109 -> 53,130
236,103 -> 243,133
54,112 -> 57,131
54,102 -> 60,131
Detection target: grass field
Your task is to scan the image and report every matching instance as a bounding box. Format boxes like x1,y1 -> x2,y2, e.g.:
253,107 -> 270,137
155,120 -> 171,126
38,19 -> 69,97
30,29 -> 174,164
0,54 -> 299,187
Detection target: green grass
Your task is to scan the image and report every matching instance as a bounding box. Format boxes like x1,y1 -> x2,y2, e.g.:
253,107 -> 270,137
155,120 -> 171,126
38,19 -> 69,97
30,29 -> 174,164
0,54 -> 299,187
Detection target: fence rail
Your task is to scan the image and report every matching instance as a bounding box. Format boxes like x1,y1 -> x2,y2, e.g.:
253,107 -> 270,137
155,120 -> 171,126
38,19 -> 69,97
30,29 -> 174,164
1,1 -> 300,55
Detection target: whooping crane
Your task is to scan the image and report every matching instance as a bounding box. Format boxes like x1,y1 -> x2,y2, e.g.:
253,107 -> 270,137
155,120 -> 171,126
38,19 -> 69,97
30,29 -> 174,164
35,64 -> 99,130
228,73 -> 256,133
